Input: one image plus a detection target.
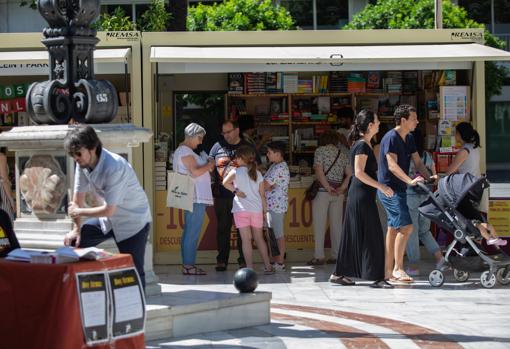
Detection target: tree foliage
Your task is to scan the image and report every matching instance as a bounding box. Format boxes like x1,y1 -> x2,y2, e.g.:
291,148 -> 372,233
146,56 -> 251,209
345,0 -> 507,100
94,7 -> 136,31
137,0 -> 172,32
187,0 -> 295,31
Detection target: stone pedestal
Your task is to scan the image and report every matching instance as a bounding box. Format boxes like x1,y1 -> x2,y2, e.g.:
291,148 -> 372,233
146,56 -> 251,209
0,124 -> 161,295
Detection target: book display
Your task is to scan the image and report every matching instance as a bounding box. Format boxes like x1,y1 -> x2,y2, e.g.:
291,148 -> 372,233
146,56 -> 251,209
226,70 -> 470,178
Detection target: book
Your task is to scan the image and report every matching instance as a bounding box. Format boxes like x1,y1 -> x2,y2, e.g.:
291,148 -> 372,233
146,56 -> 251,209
228,73 -> 245,94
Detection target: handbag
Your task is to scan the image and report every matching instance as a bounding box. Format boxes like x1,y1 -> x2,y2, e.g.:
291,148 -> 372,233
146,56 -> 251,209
166,171 -> 194,212
263,227 -> 280,257
305,149 -> 342,201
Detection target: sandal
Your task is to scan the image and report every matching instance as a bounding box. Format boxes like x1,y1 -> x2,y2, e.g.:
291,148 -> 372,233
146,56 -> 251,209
390,270 -> 413,283
329,274 -> 355,286
182,265 -> 207,275
307,258 -> 325,266
264,266 -> 275,275
370,279 -> 394,289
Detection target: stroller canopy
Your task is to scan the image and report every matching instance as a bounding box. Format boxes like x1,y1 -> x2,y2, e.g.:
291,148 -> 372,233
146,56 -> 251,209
438,173 -> 488,209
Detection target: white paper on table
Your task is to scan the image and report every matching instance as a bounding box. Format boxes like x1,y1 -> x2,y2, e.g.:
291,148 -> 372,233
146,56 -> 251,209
114,285 -> 143,322
80,291 -> 107,327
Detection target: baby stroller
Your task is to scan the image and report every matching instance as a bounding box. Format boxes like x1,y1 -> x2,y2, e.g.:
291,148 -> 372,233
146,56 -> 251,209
417,173 -> 510,288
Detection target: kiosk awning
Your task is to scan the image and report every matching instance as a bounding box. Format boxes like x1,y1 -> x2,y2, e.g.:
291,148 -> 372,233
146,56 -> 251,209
0,48 -> 131,76
151,43 -> 510,73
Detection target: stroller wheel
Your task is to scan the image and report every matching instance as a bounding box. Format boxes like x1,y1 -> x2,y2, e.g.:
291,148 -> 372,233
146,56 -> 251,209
453,269 -> 470,282
429,270 -> 444,287
480,270 -> 496,288
496,268 -> 510,285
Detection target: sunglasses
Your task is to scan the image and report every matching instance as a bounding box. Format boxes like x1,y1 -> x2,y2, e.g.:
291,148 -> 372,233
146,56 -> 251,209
69,151 -> 83,158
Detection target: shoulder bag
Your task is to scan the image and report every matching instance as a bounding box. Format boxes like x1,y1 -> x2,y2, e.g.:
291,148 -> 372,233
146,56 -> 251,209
305,149 -> 341,201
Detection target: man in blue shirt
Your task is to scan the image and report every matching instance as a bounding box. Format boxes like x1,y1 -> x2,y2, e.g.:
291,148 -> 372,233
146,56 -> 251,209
63,125 -> 151,289
378,105 -> 430,284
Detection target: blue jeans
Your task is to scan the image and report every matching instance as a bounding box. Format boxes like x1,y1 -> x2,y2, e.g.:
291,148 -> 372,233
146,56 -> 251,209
405,194 -> 440,264
182,203 -> 207,265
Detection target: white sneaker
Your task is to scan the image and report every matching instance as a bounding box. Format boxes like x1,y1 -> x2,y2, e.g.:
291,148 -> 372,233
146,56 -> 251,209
272,263 -> 286,271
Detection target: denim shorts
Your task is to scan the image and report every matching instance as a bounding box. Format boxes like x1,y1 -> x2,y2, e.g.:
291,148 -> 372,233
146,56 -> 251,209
377,190 -> 412,229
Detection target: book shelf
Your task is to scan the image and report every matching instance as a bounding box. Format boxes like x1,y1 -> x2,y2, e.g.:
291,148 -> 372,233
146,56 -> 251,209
226,91 -> 422,165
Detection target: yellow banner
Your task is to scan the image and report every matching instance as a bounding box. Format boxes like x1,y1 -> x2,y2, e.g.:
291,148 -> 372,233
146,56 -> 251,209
488,200 -> 510,237
155,189 -> 318,252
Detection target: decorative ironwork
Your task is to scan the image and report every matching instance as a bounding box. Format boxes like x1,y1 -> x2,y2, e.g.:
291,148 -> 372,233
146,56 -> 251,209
26,0 -> 118,124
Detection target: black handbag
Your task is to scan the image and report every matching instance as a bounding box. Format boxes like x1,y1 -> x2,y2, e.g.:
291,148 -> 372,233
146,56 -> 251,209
305,149 -> 342,201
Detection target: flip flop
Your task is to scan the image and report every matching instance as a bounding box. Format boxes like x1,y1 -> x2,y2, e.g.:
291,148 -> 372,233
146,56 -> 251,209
391,270 -> 413,283
182,266 -> 207,275
329,275 -> 355,286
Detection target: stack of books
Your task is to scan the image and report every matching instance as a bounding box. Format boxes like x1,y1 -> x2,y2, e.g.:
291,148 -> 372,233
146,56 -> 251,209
329,72 -> 348,92
283,73 -> 298,93
347,74 -> 366,93
265,72 -> 283,93
245,73 -> 266,94
298,79 -> 313,94
155,161 -> 167,191
384,72 -> 403,93
312,75 -> 329,93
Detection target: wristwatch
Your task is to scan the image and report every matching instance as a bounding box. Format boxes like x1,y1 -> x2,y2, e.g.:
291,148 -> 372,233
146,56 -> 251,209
471,219 -> 482,226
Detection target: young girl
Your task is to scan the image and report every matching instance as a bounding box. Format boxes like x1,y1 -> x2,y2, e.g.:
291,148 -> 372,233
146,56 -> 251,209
223,145 -> 274,274
264,141 -> 290,271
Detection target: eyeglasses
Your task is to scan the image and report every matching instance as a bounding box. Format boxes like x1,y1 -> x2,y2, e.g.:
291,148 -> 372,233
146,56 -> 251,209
221,128 -> 236,136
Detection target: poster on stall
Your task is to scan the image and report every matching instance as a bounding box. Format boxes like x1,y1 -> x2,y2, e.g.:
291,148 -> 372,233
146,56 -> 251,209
108,268 -> 146,339
488,200 -> 510,237
76,272 -> 109,345
155,189 -> 317,252
440,86 -> 469,121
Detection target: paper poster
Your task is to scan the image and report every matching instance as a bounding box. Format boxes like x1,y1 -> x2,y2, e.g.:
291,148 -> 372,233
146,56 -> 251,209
441,86 -> 468,121
488,200 -> 510,237
76,272 -> 109,345
108,268 -> 146,339
438,119 -> 453,136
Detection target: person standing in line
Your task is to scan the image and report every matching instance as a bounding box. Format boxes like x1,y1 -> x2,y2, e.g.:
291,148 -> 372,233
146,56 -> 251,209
308,130 -> 351,266
263,141 -> 290,271
0,147 -> 15,221
222,146 -> 274,274
209,120 -> 259,271
446,122 -> 481,177
63,125 -> 151,289
377,105 -> 429,284
405,129 -> 446,277
173,123 -> 215,275
330,110 -> 394,288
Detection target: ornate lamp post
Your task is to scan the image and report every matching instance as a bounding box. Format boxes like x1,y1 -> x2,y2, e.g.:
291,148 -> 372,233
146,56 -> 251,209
26,0 -> 118,124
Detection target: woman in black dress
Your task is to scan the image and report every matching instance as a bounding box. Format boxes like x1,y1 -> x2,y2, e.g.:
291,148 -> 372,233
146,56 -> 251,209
330,110 -> 395,288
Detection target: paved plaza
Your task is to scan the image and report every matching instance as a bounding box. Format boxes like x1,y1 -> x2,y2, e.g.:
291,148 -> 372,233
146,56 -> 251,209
147,259 -> 510,349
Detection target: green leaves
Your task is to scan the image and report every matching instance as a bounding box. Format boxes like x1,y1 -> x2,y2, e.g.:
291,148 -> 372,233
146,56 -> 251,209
137,0 -> 172,32
345,0 -> 508,101
187,0 -> 295,31
93,7 -> 136,31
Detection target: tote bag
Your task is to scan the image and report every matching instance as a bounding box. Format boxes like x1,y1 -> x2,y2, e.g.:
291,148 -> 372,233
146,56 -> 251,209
166,171 -> 194,212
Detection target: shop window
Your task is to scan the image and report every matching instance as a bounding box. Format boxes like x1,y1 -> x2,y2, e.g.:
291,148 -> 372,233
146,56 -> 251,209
494,0 -> 510,34
174,93 -> 225,153
316,0 -> 348,29
486,101 -> 510,182
279,0 -> 314,29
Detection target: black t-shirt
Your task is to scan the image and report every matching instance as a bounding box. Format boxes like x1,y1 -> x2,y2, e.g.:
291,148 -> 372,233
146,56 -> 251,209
377,129 -> 417,192
209,139 -> 260,198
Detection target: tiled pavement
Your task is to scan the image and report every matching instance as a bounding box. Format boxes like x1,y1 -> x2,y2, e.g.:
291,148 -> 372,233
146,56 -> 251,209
147,260 -> 510,348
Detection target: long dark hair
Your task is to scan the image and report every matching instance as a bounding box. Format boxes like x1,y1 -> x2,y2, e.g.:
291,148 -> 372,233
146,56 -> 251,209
235,145 -> 258,181
348,109 -> 376,143
456,122 -> 480,148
